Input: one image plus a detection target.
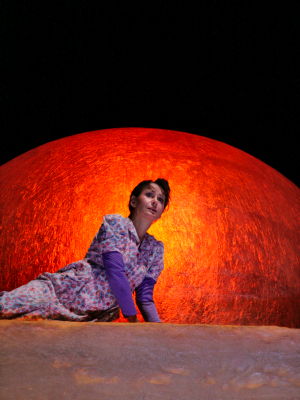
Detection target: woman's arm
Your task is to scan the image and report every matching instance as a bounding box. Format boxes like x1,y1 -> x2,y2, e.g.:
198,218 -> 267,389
135,277 -> 161,322
135,241 -> 164,322
102,251 -> 138,321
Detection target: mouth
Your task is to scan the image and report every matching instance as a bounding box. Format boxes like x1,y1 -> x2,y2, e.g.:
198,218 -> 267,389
148,208 -> 157,214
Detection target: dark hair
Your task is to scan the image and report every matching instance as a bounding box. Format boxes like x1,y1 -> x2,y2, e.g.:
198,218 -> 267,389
128,178 -> 170,218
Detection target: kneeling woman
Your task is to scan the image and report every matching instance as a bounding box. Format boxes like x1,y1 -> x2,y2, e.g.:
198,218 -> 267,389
0,179 -> 170,323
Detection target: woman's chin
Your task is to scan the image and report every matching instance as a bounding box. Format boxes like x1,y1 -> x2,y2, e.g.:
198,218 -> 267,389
144,211 -> 159,221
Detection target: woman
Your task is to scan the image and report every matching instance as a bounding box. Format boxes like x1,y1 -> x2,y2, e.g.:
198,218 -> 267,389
0,179 -> 170,323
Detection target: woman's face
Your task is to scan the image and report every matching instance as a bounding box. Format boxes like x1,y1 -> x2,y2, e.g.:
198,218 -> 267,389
130,183 -> 165,221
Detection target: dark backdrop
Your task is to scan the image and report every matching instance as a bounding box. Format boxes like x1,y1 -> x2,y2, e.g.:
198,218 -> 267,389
1,2 -> 298,186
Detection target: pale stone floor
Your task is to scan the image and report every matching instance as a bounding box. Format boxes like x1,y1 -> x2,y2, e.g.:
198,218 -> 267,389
0,320 -> 299,400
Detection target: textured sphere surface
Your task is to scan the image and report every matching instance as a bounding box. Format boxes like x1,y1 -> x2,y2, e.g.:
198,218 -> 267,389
0,128 -> 299,326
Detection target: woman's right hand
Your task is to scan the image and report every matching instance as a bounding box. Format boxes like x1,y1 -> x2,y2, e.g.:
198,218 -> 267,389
126,315 -> 139,323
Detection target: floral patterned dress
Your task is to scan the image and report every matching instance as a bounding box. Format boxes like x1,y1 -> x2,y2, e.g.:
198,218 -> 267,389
0,214 -> 164,321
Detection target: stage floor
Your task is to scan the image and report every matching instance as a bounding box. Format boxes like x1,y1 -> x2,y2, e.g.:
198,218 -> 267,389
0,320 -> 299,400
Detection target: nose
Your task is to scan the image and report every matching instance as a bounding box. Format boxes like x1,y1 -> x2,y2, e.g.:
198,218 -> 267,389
151,198 -> 157,208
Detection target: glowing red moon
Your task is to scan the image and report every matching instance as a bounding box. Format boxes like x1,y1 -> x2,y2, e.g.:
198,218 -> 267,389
0,128 -> 299,326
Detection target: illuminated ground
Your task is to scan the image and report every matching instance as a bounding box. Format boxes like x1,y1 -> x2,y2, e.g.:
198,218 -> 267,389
0,321 -> 299,399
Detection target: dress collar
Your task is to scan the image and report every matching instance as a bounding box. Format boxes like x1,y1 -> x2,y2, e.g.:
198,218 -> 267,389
125,217 -> 141,244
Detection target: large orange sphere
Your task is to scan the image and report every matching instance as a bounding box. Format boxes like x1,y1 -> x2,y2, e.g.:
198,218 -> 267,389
0,128 -> 299,326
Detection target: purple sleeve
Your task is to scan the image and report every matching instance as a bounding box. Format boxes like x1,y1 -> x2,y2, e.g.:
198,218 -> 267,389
102,251 -> 137,317
135,277 -> 161,322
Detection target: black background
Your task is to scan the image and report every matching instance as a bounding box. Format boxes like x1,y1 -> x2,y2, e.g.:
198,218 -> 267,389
1,2 -> 298,186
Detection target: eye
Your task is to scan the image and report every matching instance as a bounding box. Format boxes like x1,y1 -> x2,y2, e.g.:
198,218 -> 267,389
158,197 -> 165,204
145,192 -> 154,197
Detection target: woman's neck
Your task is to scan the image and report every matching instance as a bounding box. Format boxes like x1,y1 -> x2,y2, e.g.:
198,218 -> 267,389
129,216 -> 152,242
